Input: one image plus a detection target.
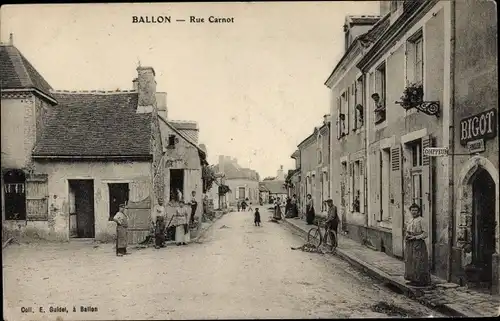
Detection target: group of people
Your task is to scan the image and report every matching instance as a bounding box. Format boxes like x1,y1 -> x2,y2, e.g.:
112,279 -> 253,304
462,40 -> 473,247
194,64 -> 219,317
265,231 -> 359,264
113,190 -> 431,287
237,198 -> 253,212
112,190 -> 200,256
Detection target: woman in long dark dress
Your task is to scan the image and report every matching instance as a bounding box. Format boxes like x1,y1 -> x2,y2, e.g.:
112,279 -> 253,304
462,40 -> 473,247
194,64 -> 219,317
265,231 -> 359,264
273,198 -> 282,220
154,216 -> 166,249
305,194 -> 315,225
404,203 -> 431,287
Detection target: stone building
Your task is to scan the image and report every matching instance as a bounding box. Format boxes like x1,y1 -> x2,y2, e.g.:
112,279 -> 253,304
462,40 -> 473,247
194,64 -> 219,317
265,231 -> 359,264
325,14 -> 387,236
212,156 -> 259,206
449,0 -> 498,293
1,37 -> 207,243
297,115 -> 331,216
1,40 -> 164,241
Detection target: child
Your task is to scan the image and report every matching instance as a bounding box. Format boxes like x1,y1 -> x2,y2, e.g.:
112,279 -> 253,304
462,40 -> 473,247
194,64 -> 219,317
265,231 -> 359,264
254,208 -> 261,226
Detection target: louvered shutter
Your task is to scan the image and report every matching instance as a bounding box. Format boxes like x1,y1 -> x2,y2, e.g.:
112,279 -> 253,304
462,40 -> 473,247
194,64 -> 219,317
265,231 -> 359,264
336,97 -> 341,139
346,88 -> 350,134
26,174 -> 49,221
359,159 -> 365,214
421,135 -> 433,265
348,162 -> 354,212
390,144 -> 404,258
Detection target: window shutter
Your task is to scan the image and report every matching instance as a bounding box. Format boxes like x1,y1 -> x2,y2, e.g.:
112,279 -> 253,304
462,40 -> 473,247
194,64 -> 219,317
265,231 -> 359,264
359,159 -> 365,214
422,136 -> 431,166
336,97 -> 341,139
346,88 -> 350,133
26,174 -> 49,221
348,162 -> 354,212
391,146 -> 401,171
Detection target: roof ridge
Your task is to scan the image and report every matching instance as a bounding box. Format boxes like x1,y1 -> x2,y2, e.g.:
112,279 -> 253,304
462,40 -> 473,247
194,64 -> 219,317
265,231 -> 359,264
50,90 -> 137,94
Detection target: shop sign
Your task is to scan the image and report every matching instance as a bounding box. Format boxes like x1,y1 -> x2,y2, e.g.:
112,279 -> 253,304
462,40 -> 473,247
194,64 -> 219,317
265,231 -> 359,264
423,147 -> 449,157
460,109 -> 497,145
467,139 -> 485,154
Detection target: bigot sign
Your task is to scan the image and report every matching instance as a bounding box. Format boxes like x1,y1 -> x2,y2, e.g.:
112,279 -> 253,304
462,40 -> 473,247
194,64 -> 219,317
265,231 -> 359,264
460,109 -> 497,146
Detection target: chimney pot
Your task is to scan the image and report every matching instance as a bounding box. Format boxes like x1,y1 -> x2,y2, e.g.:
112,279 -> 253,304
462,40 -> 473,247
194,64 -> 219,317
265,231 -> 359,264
9,33 -> 14,45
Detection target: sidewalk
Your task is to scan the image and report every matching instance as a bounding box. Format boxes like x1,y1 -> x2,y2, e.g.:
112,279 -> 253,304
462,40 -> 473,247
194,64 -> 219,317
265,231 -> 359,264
281,217 -> 500,318
192,209 -> 230,242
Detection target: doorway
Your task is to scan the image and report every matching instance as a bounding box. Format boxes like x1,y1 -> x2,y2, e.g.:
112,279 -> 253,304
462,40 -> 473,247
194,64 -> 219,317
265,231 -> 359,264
68,180 -> 95,238
170,169 -> 184,202
467,168 -> 496,286
108,183 -> 129,220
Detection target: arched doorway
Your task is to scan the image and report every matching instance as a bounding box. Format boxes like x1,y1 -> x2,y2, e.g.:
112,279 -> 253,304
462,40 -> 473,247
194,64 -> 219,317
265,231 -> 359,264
465,168 -> 496,287
3,169 -> 26,220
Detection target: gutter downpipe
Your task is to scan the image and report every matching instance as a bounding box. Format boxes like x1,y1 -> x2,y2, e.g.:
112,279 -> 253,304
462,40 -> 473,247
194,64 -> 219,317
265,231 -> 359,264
363,70 -> 369,229
447,0 -> 456,283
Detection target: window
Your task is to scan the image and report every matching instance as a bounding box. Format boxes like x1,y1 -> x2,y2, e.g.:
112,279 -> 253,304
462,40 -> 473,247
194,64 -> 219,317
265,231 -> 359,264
407,30 -> 424,86
238,187 -> 245,199
318,150 -> 322,164
410,140 -> 423,167
168,135 -> 176,148
374,63 -> 387,124
108,183 -> 129,221
354,77 -> 364,130
412,172 -> 423,209
4,170 -> 26,220
380,148 -> 391,221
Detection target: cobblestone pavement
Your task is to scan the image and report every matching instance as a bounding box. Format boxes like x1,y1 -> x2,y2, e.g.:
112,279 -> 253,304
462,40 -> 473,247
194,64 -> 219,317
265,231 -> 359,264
3,208 -> 443,320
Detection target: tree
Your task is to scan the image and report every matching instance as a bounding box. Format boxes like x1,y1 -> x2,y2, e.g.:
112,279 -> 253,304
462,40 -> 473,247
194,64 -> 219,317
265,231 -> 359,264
202,164 -> 217,193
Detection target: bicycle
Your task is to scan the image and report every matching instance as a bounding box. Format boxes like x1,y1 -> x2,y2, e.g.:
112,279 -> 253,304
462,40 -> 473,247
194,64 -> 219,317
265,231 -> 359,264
307,220 -> 338,252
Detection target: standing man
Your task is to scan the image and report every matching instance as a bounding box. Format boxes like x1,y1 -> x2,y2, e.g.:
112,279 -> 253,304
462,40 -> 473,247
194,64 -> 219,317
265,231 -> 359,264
190,190 -> 198,225
325,199 -> 339,246
153,198 -> 166,249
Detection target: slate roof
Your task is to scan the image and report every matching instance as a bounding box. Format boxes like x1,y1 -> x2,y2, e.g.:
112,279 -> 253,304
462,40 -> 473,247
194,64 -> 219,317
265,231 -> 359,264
260,180 -> 287,195
0,44 -> 55,101
32,92 -> 153,158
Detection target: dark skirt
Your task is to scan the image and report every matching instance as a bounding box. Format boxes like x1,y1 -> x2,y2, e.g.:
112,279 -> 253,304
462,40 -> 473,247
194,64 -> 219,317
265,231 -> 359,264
306,208 -> 315,224
273,206 -> 282,220
404,239 -> 431,285
190,202 -> 198,223
155,218 -> 166,246
116,225 -> 128,254
254,213 -> 261,223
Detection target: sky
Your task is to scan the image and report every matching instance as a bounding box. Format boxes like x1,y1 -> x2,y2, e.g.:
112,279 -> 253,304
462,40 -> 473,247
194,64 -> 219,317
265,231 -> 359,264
1,2 -> 380,179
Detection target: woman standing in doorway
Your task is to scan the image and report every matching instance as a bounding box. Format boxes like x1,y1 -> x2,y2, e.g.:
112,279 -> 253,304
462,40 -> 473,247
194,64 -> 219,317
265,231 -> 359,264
174,201 -> 190,246
404,203 -> 431,287
305,194 -> 315,225
113,204 -> 129,256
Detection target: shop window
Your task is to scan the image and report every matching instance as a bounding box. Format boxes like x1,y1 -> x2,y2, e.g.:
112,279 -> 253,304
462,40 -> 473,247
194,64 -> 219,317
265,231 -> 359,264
4,170 -> 26,220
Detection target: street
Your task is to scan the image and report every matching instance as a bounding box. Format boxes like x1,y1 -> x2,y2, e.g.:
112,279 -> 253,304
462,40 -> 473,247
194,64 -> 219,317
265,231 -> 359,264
3,208 -> 443,320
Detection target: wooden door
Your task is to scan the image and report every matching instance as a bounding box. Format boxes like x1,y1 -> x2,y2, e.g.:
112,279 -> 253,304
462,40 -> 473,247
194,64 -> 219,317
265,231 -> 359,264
26,174 -> 48,221
75,180 -> 95,238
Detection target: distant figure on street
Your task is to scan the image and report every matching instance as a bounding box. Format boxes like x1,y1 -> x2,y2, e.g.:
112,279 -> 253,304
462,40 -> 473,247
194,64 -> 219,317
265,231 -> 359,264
306,194 -> 315,225
273,198 -> 282,220
254,208 -> 261,226
404,203 -> 431,287
190,190 -> 198,225
174,201 -> 190,246
241,199 -> 247,211
291,194 -> 298,218
237,201 -> 241,212
246,198 -> 253,211
113,204 -> 129,257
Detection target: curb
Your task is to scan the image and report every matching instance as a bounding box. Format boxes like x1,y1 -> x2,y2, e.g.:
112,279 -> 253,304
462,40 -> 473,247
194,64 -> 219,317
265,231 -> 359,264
280,218 -> 469,318
192,210 -> 227,242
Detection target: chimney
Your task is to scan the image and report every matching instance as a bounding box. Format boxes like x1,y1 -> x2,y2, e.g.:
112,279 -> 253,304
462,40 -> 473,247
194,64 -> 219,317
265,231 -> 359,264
9,33 -> 13,45
323,114 -> 332,125
136,66 -> 156,114
156,92 -> 167,120
277,165 -> 285,180
132,78 -> 138,91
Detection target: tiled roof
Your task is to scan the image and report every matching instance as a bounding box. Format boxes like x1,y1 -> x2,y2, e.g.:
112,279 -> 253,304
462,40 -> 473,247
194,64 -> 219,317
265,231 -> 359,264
260,180 -> 287,195
358,14 -> 390,46
0,44 -> 55,101
170,120 -> 199,145
259,182 -> 270,192
32,92 -> 152,157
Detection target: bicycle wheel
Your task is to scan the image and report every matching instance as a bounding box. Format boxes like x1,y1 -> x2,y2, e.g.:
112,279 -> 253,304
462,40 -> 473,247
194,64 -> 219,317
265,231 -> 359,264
307,227 -> 322,248
325,230 -> 337,251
